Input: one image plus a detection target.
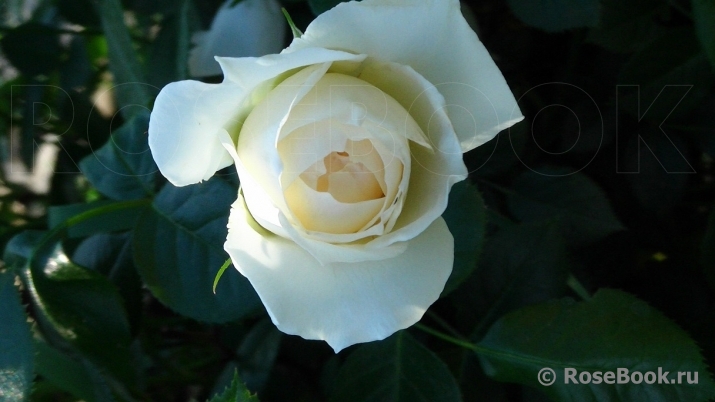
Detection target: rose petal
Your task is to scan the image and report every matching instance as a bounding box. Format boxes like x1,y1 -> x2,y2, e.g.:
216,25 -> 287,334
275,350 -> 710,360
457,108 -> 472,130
151,48 -> 365,187
284,176 -> 385,233
217,48 -> 365,89
225,193 -> 453,352
219,129 -> 291,238
287,0 -> 524,152
238,62 -> 333,225
188,0 -> 286,77
149,80 -> 242,186
351,58 -> 470,246
277,210 -> 407,264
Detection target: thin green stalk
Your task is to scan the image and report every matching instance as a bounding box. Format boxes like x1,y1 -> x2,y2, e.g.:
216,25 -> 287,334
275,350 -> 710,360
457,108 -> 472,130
425,310 -> 466,340
28,198 -> 151,268
415,324 -> 582,369
567,274 -> 592,301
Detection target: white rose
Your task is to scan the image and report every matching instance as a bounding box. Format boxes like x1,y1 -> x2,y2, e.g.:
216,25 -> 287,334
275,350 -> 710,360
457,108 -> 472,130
149,0 -> 523,352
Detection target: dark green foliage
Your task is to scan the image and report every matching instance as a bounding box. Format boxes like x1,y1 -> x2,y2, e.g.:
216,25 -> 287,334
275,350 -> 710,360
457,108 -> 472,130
331,332 -> 462,402
133,178 -> 261,323
208,371 -> 260,402
442,181 -> 486,294
308,0 -> 345,15
1,0 -> 714,401
0,271 -> 34,402
0,22 -> 63,76
478,289 -> 715,401
505,0 -> 600,32
79,112 -> 157,200
508,169 -> 624,246
692,0 -> 715,69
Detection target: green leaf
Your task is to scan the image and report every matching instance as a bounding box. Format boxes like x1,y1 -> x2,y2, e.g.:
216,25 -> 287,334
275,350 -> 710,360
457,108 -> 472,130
330,332 -> 462,402
587,0 -> 667,53
619,27 -> 715,120
208,370 -> 260,402
3,231 -> 45,271
442,181 -> 486,294
72,233 -> 143,332
34,340 -> 114,402
236,319 -> 282,392
622,133 -> 692,216
693,0 -> 715,69
133,178 -> 261,323
0,271 -> 34,401
478,289 -> 715,401
505,0 -> 600,32
452,222 -> 569,339
147,0 -> 191,88
61,36 -> 94,91
307,0 -> 344,16
471,124 -> 528,178
0,22 -> 63,76
95,0 -> 152,119
508,169 -> 624,246
48,199 -> 150,238
22,240 -> 136,387
79,111 -> 157,200
703,207 -> 715,289
213,258 -> 232,294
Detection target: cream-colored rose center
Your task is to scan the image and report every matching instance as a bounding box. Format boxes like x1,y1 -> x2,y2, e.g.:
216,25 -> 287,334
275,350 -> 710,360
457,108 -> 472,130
283,136 -> 391,234
267,71 -> 426,236
298,140 -> 384,204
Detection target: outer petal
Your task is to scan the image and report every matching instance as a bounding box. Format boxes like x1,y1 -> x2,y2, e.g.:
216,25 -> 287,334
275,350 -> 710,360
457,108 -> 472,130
150,48 -> 364,187
149,80 -> 242,186
287,0 -> 524,152
237,62 -> 334,227
188,0 -> 286,77
217,47 -> 365,89
224,193 -> 454,352
356,59 -> 469,247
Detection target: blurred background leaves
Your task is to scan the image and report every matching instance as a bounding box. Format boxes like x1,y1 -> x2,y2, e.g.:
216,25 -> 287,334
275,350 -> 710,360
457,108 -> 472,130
1,0 -> 714,401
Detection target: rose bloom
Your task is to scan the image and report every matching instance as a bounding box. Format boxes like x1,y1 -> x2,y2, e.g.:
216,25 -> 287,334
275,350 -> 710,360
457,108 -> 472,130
149,0 -> 522,352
